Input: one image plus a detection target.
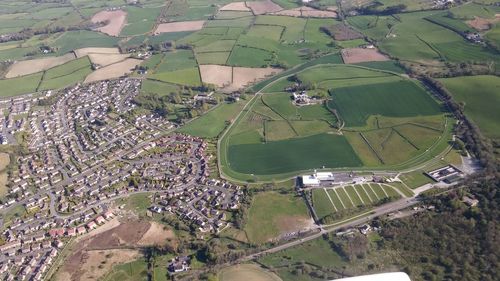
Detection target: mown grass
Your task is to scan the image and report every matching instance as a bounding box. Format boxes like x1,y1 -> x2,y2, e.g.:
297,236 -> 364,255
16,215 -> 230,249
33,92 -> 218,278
312,189 -> 335,220
245,191 -> 310,244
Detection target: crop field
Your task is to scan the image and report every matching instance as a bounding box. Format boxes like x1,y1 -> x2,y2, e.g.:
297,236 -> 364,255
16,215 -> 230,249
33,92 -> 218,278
5,53 -> 76,78
244,191 -> 311,244
328,80 -> 442,127
439,75 -> 500,140
227,133 -> 362,175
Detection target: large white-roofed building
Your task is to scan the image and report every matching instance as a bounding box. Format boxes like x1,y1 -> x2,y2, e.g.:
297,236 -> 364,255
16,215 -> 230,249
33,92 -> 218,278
300,171 -> 335,187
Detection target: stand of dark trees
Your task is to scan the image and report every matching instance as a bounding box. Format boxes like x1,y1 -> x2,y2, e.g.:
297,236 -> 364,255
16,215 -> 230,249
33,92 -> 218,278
374,75 -> 499,281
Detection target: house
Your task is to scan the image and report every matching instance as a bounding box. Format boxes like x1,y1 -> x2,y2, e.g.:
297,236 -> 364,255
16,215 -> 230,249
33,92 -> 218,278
168,256 -> 190,273
77,226 -> 86,235
462,196 -> 479,207
103,210 -> 114,220
86,221 -> 97,230
95,216 -> 106,225
359,224 -> 372,235
66,228 -> 76,237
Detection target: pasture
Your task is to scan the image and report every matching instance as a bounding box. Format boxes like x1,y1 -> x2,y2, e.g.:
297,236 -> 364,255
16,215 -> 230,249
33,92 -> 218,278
439,75 -> 500,140
178,101 -> 245,138
244,191 -> 311,244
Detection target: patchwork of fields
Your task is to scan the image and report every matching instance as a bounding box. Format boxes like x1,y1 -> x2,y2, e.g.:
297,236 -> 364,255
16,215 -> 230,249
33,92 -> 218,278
221,63 -> 450,180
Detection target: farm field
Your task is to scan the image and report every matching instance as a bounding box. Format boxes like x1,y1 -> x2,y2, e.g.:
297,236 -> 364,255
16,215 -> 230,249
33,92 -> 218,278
439,75 -> 500,140
178,101 -> 246,138
227,133 -> 362,175
348,10 -> 500,64
219,264 -> 282,281
244,191 -> 311,244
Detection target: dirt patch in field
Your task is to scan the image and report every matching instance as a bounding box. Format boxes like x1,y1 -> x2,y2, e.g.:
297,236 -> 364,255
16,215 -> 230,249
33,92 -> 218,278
86,219 -> 150,249
341,47 -> 389,64
466,14 -> 500,31
137,221 -> 175,246
91,10 -> 127,36
230,66 -> 282,90
74,47 -> 120,58
154,20 -> 206,34
0,152 -> 10,171
199,64 -> 233,87
84,58 -> 141,83
56,219 -> 150,281
219,264 -> 283,281
272,8 -> 301,17
276,216 -> 315,234
273,6 -> 337,18
0,173 -> 7,198
60,249 -> 141,281
323,23 -> 363,41
5,53 -> 76,78
246,0 -> 283,15
220,2 -> 251,11
88,53 -> 129,67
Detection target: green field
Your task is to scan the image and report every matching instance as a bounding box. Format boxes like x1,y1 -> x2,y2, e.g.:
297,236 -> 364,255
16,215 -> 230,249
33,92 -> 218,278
0,72 -> 43,97
328,80 -> 442,127
178,101 -> 246,138
439,75 -> 500,139
221,60 -> 450,179
149,67 -> 201,86
39,56 -> 92,90
259,235 -> 345,268
121,6 -> 161,36
103,259 -> 148,281
154,50 -> 198,73
349,11 -> 500,63
245,191 -> 310,244
228,133 -> 362,175
227,46 -> 273,67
